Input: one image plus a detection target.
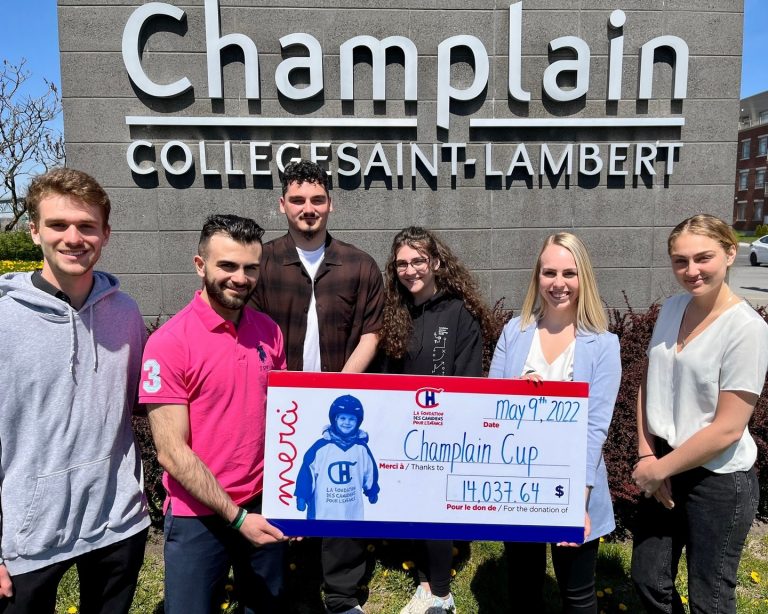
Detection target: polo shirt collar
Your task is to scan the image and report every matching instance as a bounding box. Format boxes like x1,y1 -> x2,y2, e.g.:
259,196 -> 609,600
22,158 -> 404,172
191,290 -> 232,332
31,269 -> 72,305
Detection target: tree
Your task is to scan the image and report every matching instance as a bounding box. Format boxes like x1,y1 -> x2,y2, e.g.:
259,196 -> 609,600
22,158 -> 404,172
0,58 -> 65,231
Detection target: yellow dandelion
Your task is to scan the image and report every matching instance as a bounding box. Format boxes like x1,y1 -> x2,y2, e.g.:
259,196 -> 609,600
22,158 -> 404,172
599,536 -> 605,543
289,563 -> 297,571
452,546 -> 459,557
220,603 -> 230,610
681,596 -> 688,604
750,570 -> 761,583
383,569 -> 389,577
450,568 -> 457,577
67,608 -> 78,614
596,590 -> 604,598
367,544 -> 376,552
402,560 -> 415,570
604,587 -> 613,595
618,604 -> 627,611
224,584 -> 233,592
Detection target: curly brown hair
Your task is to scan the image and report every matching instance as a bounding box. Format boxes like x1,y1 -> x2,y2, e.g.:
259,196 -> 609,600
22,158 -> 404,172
380,226 -> 494,359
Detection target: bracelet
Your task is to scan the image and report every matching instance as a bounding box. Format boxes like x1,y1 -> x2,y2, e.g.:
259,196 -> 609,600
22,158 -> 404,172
637,453 -> 656,461
229,507 -> 247,530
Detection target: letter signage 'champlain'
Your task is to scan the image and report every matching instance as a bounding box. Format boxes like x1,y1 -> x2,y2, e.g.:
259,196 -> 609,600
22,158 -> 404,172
120,1 -> 691,184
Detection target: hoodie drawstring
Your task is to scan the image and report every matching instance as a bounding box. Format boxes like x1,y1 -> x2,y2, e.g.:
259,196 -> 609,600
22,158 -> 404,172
89,304 -> 98,372
67,304 -> 99,374
68,307 -> 76,374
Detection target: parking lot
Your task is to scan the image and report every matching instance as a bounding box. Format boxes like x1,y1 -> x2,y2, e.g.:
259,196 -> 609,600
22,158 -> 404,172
731,242 -> 768,307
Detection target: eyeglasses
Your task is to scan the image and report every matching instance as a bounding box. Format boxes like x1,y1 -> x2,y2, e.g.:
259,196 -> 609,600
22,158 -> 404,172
395,257 -> 430,273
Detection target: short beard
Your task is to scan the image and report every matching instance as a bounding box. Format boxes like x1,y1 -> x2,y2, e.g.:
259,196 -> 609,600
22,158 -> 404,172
204,274 -> 253,312
302,228 -> 317,242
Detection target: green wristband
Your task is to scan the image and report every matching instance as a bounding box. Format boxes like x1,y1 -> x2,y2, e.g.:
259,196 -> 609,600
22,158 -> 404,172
230,507 -> 247,530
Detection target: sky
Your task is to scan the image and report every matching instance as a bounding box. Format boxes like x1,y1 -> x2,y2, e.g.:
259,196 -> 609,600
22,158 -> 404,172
0,0 -> 766,129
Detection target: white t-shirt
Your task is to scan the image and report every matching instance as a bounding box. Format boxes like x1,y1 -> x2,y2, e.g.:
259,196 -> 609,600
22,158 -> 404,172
645,293 -> 768,473
296,244 -> 325,372
523,326 -> 575,382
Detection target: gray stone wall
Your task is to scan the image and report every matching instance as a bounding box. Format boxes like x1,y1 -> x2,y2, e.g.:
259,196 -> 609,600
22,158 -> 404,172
58,0 -> 744,318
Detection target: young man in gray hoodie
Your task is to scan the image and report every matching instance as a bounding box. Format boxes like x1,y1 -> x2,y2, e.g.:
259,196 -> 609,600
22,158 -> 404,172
0,168 -> 150,614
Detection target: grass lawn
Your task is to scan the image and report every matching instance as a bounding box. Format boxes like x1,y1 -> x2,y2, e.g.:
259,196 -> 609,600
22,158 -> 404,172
736,230 -> 759,243
55,528 -> 768,613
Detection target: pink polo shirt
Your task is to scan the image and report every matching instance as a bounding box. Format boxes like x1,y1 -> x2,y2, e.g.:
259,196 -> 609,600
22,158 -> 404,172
139,291 -> 286,516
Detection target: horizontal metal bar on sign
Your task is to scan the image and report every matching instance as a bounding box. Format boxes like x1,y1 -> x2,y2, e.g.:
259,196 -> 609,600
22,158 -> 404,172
125,116 -> 418,128
470,117 -> 685,128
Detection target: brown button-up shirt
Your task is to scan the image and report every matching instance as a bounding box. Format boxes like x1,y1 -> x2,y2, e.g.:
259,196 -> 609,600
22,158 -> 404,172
252,232 -> 384,372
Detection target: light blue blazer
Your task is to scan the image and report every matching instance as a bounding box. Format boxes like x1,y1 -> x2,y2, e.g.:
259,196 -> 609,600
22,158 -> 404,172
489,316 -> 622,541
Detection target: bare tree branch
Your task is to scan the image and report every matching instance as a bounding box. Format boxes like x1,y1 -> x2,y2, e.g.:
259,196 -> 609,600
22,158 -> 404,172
1,58 -> 65,231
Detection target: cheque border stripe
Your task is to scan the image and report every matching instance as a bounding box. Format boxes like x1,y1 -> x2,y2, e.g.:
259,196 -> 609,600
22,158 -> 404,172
269,519 -> 584,543
268,371 -> 588,398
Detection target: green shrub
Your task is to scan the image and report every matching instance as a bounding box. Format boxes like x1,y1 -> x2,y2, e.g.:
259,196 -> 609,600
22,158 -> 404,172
755,224 -> 768,238
0,231 -> 42,260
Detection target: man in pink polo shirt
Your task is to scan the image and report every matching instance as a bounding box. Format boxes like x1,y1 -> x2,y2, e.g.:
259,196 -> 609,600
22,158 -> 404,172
140,214 -> 287,614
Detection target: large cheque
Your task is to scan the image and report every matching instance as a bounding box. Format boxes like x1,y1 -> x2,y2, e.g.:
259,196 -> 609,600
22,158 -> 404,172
262,371 -> 589,544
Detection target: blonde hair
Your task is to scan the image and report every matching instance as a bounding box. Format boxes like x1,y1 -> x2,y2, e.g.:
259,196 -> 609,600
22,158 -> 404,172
520,232 -> 608,333
667,214 -> 738,257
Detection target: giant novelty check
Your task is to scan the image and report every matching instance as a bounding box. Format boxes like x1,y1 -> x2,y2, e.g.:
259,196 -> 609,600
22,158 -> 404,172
262,372 -> 589,543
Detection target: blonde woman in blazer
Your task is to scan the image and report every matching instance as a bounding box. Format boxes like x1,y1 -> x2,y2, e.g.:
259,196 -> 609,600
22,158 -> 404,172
490,232 -> 621,614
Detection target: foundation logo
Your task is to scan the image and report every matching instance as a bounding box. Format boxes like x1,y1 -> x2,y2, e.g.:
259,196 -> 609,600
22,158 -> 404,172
415,387 -> 444,409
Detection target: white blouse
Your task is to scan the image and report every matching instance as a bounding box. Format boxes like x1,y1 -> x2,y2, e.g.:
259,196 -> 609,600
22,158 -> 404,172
645,294 -> 768,473
523,326 -> 575,382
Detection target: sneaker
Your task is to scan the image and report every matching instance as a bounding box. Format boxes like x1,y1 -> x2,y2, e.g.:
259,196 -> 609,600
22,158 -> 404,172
327,606 -> 364,614
400,587 -> 456,614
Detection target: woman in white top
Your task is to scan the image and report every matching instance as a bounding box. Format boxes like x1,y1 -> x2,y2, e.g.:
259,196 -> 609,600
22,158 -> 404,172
490,232 -> 621,614
631,214 -> 768,614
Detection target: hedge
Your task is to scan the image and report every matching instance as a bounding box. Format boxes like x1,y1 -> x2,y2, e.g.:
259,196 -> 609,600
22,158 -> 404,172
0,231 -> 42,261
133,299 -> 768,535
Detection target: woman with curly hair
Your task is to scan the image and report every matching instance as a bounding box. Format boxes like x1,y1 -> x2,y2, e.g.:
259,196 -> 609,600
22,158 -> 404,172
379,226 -> 491,614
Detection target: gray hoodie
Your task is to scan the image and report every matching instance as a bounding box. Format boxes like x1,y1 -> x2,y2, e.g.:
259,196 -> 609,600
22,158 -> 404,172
0,271 -> 149,574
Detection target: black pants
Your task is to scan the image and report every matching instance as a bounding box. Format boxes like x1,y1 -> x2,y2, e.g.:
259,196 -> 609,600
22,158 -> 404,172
321,537 -> 369,613
631,466 -> 758,614
0,528 -> 148,614
505,539 -> 599,613
415,540 -> 453,598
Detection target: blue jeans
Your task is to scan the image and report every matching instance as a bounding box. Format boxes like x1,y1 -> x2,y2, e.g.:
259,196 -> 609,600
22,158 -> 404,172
631,465 -> 759,614
163,499 -> 286,614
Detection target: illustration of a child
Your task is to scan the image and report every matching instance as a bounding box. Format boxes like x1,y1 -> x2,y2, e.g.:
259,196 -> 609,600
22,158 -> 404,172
295,394 -> 380,520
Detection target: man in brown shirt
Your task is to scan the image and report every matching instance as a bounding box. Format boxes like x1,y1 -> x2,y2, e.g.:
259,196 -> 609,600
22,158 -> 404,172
252,160 -> 384,613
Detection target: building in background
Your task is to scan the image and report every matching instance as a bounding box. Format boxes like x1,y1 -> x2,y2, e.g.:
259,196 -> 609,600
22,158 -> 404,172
734,90 -> 768,231
58,1 -> 744,316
